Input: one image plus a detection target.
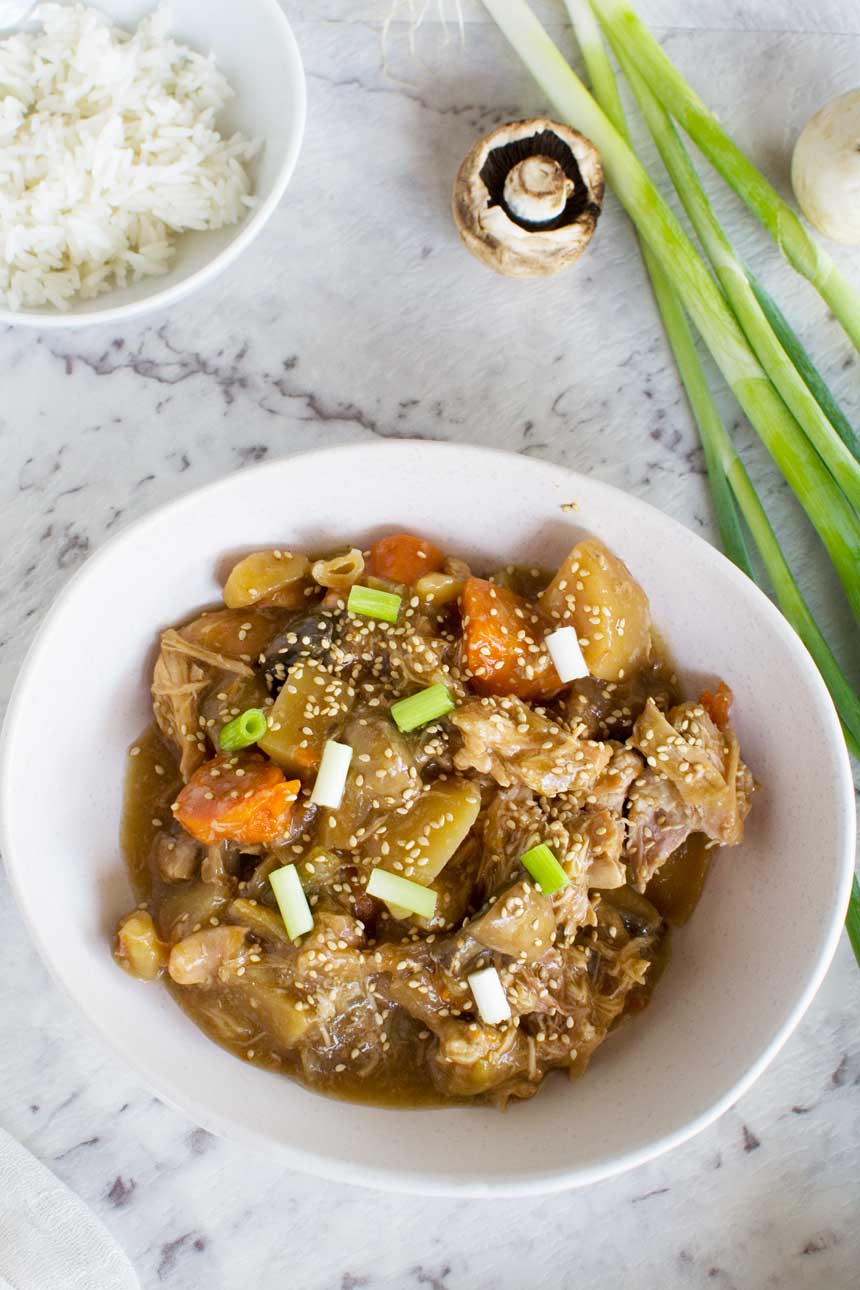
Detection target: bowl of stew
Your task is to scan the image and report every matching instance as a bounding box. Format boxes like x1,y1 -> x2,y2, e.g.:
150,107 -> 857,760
1,441 -> 854,1194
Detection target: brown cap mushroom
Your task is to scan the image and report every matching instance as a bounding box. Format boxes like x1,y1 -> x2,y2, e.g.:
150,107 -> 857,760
452,118 -> 604,278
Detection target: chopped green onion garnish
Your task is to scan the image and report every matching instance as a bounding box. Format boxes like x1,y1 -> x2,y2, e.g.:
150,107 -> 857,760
544,626 -> 589,683
520,843 -> 569,896
269,864 -> 314,942
467,965 -> 512,1025
219,707 -> 268,751
310,739 -> 353,809
347,584 -> 401,624
366,868 -> 437,920
390,683 -> 455,732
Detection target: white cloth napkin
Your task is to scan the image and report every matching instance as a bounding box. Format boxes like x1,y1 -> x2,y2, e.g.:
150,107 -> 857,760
0,1127 -> 139,1290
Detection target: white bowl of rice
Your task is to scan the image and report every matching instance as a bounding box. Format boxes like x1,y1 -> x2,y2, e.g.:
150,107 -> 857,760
0,0 -> 306,326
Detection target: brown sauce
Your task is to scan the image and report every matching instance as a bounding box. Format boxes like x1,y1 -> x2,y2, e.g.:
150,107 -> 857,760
646,833 -> 713,926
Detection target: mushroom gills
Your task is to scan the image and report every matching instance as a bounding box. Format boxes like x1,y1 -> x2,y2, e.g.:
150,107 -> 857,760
480,128 -> 596,232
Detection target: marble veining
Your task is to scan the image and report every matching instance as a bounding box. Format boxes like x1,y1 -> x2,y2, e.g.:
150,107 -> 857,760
1,2 -> 859,1286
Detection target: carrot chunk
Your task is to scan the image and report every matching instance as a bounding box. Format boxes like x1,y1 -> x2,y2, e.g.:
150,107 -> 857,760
460,577 -> 562,699
699,681 -> 733,730
367,534 -> 445,585
173,753 -> 300,846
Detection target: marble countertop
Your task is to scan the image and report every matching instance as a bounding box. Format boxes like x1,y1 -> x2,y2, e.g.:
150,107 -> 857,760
1,1 -> 859,1286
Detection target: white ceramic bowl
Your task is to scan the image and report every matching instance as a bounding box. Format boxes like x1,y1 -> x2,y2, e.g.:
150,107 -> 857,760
1,442 -> 855,1195
0,0 -> 305,328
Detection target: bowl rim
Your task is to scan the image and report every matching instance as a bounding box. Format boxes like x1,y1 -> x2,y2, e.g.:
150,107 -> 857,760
0,0 -> 307,330
1,440 -> 855,1196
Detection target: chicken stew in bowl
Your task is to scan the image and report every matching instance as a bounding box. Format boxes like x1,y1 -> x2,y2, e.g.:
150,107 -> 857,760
115,532 -> 754,1108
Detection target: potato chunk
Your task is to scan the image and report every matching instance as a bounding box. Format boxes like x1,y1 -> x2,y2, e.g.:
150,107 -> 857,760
540,538 -> 651,681
257,658 -> 353,778
114,910 -> 168,981
223,551 -> 311,610
470,880 -> 555,962
363,779 -> 481,885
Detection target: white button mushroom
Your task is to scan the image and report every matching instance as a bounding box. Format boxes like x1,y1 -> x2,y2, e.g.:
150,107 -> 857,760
452,118 -> 604,278
791,89 -> 860,245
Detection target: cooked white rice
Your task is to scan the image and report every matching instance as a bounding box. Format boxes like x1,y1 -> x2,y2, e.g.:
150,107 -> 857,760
0,2 -> 258,310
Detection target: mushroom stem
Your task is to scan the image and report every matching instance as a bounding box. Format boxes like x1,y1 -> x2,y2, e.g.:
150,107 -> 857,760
503,155 -> 574,224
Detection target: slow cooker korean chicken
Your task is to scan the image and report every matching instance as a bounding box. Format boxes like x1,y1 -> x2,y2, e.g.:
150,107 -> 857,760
115,532 -> 754,1107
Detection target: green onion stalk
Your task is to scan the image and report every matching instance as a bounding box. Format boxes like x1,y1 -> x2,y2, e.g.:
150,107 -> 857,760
590,0 -> 860,355
509,0 -> 860,960
563,0 -> 752,575
563,0 -> 860,758
479,0 -> 860,628
601,29 -> 860,516
576,0 -> 860,468
575,0 -> 860,469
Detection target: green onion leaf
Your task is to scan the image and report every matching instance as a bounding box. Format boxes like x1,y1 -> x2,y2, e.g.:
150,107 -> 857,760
846,874 -> 860,969
218,707 -> 268,752
565,0 -> 756,580
604,31 -> 860,518
347,584 -> 401,624
269,864 -> 314,942
366,868 -> 437,919
591,0 -> 860,353
745,272 -> 860,463
390,684 -> 455,732
520,843 -> 569,895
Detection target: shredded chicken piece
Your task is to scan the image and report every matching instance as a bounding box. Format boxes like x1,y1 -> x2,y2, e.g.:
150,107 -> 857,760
626,699 -> 754,889
451,696 -> 609,797
158,628 -> 256,678
551,872 -> 594,942
587,744 -> 644,814
577,809 -> 627,889
634,699 -> 736,810
475,786 -> 546,902
625,768 -> 695,890
152,628 -> 253,780
390,628 -> 466,694
332,612 -> 466,697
